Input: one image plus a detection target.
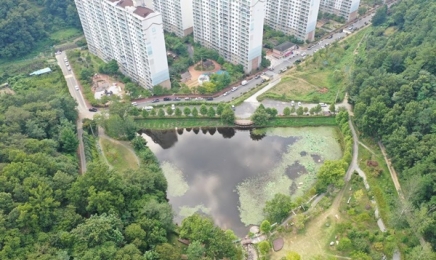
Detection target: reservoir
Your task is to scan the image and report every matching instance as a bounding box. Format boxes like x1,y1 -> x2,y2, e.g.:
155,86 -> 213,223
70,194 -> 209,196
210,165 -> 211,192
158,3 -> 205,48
140,127 -> 342,237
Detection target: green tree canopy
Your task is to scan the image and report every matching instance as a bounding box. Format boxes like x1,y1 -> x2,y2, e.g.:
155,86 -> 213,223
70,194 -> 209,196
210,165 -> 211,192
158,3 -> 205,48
264,193 -> 294,223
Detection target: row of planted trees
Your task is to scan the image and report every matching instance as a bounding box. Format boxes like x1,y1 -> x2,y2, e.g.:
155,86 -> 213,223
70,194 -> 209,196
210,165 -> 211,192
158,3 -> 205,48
140,103 -> 236,124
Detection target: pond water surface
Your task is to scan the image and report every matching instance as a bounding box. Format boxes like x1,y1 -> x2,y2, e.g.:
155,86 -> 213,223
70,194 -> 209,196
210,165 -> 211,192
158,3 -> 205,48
140,127 -> 342,237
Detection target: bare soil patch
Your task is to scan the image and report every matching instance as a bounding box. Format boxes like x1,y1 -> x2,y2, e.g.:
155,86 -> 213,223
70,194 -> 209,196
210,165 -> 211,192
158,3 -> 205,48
319,87 -> 329,93
91,74 -> 125,95
0,87 -> 15,95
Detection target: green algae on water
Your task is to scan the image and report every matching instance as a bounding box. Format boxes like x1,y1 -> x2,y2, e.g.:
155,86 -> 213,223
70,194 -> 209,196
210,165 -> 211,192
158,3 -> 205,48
179,205 -> 211,217
237,127 -> 342,226
161,161 -> 189,197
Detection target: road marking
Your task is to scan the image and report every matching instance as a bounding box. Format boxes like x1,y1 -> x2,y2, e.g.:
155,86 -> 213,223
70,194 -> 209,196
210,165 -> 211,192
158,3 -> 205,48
65,75 -> 73,79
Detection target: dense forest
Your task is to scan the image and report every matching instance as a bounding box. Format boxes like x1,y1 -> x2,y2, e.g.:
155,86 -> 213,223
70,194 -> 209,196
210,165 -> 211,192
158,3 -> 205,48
0,0 -> 80,59
0,70 -> 241,258
349,0 -> 436,252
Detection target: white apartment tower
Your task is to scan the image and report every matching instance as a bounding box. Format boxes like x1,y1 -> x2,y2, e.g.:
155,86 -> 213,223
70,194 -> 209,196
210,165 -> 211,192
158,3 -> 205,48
152,0 -> 194,37
320,0 -> 361,22
74,0 -> 171,89
265,0 -> 321,42
192,0 -> 266,74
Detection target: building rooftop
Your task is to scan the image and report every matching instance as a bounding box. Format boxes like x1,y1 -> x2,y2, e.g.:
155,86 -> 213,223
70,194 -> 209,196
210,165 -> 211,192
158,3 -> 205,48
117,0 -> 133,8
274,41 -> 296,52
133,6 -> 154,17
29,67 -> 52,76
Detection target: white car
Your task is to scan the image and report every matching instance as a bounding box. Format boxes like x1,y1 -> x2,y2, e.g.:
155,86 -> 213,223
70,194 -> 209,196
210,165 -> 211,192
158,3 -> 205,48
298,102 -> 302,106
75,85 -> 79,91
171,104 -> 175,110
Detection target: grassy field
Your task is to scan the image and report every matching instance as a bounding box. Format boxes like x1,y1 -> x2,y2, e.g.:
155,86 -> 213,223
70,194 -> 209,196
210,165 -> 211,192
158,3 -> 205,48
135,117 -> 232,129
261,27 -> 371,104
100,137 -> 139,171
50,28 -> 82,42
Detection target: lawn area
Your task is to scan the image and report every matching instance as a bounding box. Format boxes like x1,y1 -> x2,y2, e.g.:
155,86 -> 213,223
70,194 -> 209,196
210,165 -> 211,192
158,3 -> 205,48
100,137 -> 139,171
135,117 -> 231,130
261,27 -> 371,104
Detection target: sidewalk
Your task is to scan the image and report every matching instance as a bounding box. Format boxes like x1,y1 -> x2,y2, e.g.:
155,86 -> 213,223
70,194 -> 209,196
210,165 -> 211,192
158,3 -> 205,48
245,76 -> 282,103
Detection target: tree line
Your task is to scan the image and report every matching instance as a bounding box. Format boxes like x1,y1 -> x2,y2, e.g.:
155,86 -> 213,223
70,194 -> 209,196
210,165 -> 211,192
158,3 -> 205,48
0,74 -> 241,258
0,0 -> 80,59
349,0 -> 436,255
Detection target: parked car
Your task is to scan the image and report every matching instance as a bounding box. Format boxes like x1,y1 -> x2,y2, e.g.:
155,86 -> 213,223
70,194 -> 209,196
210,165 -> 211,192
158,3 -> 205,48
223,92 -> 229,96
319,103 -> 327,107
295,59 -> 302,64
173,97 -> 181,101
171,104 -> 175,110
75,85 -> 79,91
89,107 -> 98,112
298,102 -> 302,106
327,35 -> 333,39
185,97 -> 190,100
163,97 -> 171,101
131,102 -> 138,106
254,75 -> 260,79
206,97 -> 213,101
152,99 -> 160,103
231,105 -> 235,111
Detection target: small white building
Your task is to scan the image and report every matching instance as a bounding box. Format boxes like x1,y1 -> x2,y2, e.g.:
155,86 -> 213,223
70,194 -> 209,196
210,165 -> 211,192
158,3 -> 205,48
197,74 -> 210,85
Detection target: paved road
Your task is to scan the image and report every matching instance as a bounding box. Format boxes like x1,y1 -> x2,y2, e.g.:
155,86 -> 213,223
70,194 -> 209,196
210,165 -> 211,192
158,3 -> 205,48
135,8 -> 378,111
56,52 -> 94,174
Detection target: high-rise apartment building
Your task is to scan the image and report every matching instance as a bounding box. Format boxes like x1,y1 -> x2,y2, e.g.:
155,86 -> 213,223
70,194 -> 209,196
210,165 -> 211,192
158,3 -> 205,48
152,0 -> 194,37
74,0 -> 171,89
192,0 -> 266,74
265,0 -> 321,42
319,0 -> 361,22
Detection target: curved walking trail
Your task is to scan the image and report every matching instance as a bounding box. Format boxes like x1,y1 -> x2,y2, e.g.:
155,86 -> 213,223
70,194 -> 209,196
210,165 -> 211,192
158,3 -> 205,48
378,142 -> 426,248
97,127 -> 140,169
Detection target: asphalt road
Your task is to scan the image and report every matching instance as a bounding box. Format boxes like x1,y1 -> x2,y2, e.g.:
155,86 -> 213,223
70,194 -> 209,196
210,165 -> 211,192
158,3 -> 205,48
56,51 -> 94,174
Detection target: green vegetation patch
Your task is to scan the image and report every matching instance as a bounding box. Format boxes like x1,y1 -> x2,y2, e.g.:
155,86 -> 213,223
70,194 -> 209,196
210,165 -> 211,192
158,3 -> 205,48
50,28 -> 83,42
262,27 -> 370,103
100,137 -> 139,171
237,127 -> 342,225
161,161 -> 189,197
